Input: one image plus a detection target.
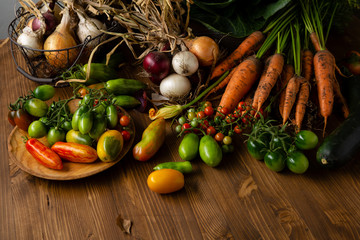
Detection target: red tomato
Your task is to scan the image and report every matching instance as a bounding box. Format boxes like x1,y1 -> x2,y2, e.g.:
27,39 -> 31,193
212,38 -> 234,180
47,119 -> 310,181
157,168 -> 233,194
219,107 -> 229,116
206,126 -> 216,136
121,130 -> 131,141
120,115 -> 131,127
51,142 -> 98,163
237,101 -> 247,111
233,110 -> 241,118
225,114 -> 234,123
182,123 -> 191,133
204,106 -> 214,116
14,108 -> 34,131
215,132 -> 224,142
8,110 -> 16,126
197,111 -> 206,119
204,101 -> 212,108
234,125 -> 242,134
26,138 -> 63,170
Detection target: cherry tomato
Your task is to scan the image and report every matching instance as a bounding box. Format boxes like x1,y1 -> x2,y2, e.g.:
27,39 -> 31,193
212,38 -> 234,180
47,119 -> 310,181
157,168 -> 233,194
175,125 -> 182,133
197,111 -> 206,119
204,106 -> 214,116
28,120 -> 48,138
190,119 -> 199,128
223,136 -> 232,145
14,108 -> 34,131
147,169 -> 184,194
295,130 -> 319,150
178,116 -> 186,125
234,125 -> 242,134
286,151 -> 309,174
204,101 -> 212,107
8,110 -> 16,126
182,123 -> 191,133
187,112 -> 196,121
237,101 -> 247,111
264,150 -> 286,172
233,110 -> 241,118
119,115 -> 131,127
215,132 -> 224,142
78,88 -> 88,97
47,128 -> 65,146
225,114 -> 234,123
121,130 -> 131,141
206,126 -> 216,136
219,107 -> 229,116
24,98 -> 48,117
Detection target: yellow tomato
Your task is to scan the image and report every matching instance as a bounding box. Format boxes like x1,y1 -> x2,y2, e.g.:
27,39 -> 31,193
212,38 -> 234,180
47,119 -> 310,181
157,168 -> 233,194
147,169 -> 184,194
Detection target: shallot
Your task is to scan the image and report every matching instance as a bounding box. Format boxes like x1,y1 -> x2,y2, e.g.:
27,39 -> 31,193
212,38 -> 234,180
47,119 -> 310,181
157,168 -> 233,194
172,51 -> 199,76
160,74 -> 191,98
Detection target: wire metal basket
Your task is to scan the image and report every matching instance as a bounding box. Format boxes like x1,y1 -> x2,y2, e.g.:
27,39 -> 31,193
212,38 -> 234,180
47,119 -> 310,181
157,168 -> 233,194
8,7 -> 117,84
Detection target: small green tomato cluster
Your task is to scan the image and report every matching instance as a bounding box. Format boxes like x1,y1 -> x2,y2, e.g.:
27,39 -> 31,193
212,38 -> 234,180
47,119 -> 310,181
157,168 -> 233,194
246,118 -> 319,174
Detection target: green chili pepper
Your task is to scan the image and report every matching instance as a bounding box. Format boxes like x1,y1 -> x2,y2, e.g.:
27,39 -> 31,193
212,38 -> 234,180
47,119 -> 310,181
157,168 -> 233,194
153,161 -> 192,174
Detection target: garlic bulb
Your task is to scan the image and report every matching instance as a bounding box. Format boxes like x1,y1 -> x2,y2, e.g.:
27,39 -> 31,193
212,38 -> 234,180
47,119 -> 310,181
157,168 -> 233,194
76,12 -> 107,48
17,26 -> 43,58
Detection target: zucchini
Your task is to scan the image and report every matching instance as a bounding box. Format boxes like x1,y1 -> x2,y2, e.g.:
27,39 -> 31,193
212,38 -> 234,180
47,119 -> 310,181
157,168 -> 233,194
113,95 -> 141,109
316,72 -> 360,168
83,63 -> 118,85
105,79 -> 147,95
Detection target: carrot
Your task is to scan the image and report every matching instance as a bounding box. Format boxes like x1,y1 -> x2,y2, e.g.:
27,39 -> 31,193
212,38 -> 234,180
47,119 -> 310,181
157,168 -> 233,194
252,53 -> 284,111
204,66 -> 236,99
313,49 -> 335,132
278,64 -> 294,117
210,31 -> 265,80
294,81 -> 310,132
282,75 -> 302,125
217,56 -> 262,114
301,49 -> 314,81
309,32 -> 322,52
333,77 -> 350,119
252,56 -> 271,110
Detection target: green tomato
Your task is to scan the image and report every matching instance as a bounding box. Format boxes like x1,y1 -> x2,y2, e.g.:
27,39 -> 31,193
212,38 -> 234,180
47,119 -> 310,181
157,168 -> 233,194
178,133 -> 199,161
66,129 -> 93,146
24,98 -> 48,117
246,136 -> 269,160
190,119 -> 199,128
264,150 -> 286,172
47,128 -> 65,146
199,135 -> 222,167
33,85 -> 55,101
187,108 -> 196,113
61,120 -> 72,132
286,151 -> 309,174
187,112 -> 196,121
223,136 -> 232,145
295,130 -> 319,150
106,105 -> 118,129
222,144 -> 234,153
178,116 -> 186,125
28,120 -> 47,138
78,111 -> 94,134
272,135 -> 292,152
175,125 -> 182,133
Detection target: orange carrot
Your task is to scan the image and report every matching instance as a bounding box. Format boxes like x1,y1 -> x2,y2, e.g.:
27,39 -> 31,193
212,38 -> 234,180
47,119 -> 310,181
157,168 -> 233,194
282,75 -> 302,125
301,49 -> 314,81
252,56 -> 271,110
313,49 -> 335,132
205,66 -> 236,98
295,81 -> 310,132
278,64 -> 294,117
252,53 -> 284,111
217,56 -> 262,114
333,77 -> 350,119
210,31 -> 265,80
310,32 -> 321,52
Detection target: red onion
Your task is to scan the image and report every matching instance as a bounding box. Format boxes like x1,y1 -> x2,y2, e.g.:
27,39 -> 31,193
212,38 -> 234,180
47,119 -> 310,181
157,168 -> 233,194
32,11 -> 57,35
143,52 -> 170,83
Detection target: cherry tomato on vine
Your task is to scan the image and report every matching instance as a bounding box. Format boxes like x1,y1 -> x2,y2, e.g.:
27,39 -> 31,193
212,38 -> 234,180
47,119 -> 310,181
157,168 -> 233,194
175,125 -> 182,133
295,130 -> 319,150
225,114 -> 234,123
14,108 -> 34,131
222,144 -> 234,153
182,123 -> 191,133
121,130 -> 131,141
246,136 -> 269,160
197,111 -> 206,119
264,150 -> 286,172
204,106 -> 214,116
187,112 -> 196,121
8,110 -> 16,126
206,126 -> 216,136
219,107 -> 229,116
215,132 -> 224,142
120,115 -> 131,127
237,101 -> 247,111
28,120 -> 48,138
223,136 -> 232,145
286,151 -> 309,174
204,101 -> 212,108
234,125 -> 242,134
190,119 -> 199,128
178,116 -> 186,125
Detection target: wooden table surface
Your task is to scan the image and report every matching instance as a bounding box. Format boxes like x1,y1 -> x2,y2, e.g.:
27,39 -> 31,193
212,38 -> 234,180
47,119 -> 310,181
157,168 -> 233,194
2,26 -> 360,240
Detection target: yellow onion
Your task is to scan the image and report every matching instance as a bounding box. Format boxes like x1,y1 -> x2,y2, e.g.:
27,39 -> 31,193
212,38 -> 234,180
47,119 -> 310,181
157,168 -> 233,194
44,7 -> 78,69
186,36 -> 219,67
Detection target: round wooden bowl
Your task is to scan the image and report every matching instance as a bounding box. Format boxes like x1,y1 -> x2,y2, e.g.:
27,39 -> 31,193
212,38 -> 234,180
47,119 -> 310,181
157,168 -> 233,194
7,109 -> 135,180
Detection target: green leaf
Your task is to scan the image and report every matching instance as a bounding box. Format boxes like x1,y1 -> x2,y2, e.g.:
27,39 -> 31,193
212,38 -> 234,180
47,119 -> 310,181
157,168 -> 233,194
190,0 -> 292,38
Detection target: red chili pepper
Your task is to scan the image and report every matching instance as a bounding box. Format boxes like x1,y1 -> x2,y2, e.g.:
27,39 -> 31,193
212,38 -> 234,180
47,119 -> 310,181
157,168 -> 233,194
51,142 -> 98,163
25,138 -> 63,170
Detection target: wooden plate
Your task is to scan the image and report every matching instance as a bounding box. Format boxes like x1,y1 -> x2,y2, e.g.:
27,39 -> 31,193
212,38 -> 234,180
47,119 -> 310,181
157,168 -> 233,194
7,109 -> 135,180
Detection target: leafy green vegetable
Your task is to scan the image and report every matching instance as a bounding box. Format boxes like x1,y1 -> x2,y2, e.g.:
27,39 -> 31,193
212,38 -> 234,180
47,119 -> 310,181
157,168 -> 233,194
190,0 -> 292,38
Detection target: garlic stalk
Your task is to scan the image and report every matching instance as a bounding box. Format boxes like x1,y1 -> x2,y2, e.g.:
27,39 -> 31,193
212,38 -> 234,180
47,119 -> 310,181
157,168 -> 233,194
76,11 -> 107,48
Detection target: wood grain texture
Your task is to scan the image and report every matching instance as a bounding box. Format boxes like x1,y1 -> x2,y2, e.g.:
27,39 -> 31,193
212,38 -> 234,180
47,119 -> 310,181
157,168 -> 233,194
2,21 -> 360,240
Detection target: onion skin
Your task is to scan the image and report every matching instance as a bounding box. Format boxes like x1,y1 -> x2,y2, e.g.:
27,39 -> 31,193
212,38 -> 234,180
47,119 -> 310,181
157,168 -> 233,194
172,51 -> 199,76
187,36 -> 219,67
44,8 -> 78,69
160,73 -> 191,98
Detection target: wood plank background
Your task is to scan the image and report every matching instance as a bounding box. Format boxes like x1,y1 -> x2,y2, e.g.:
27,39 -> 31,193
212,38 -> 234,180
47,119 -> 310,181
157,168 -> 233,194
2,18 -> 360,239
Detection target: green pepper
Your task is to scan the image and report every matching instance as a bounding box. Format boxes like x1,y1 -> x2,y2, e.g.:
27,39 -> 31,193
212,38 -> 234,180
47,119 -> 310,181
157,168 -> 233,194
83,63 -> 118,85
113,95 -> 141,109
89,114 -> 107,140
78,111 -> 94,134
199,135 -> 222,167
72,105 -> 89,131
178,133 -> 199,161
153,161 -> 192,174
106,104 -> 118,129
105,78 -> 147,95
